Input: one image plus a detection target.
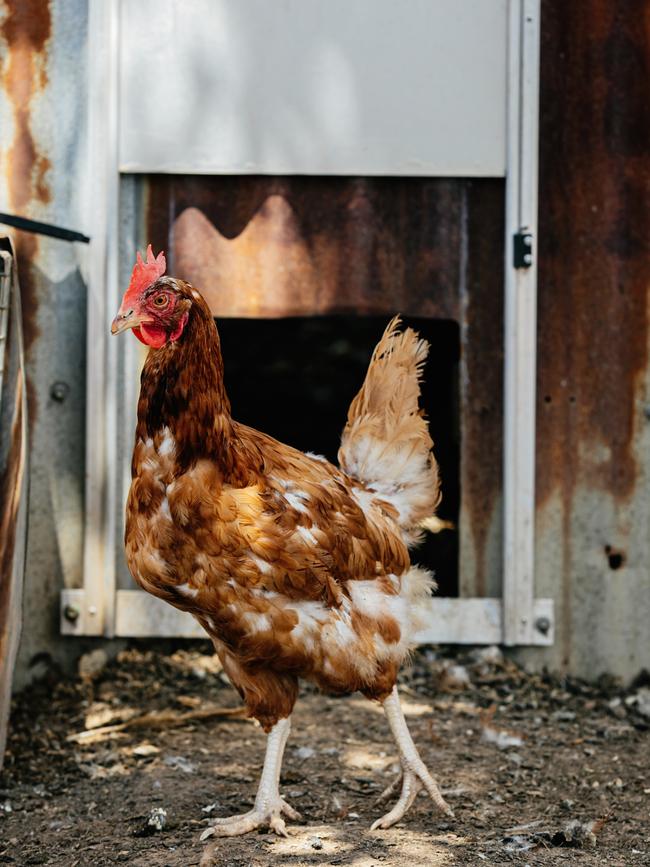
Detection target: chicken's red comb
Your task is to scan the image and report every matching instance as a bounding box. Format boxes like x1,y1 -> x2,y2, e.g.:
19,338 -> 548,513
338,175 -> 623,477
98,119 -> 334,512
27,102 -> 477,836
125,245 -> 166,301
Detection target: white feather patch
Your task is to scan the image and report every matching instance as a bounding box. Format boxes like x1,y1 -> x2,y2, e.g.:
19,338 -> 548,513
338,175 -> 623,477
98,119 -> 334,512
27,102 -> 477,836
305,451 -> 327,463
158,428 -> 176,457
285,491 -> 310,514
251,554 -> 272,575
243,611 -> 272,633
295,525 -> 318,545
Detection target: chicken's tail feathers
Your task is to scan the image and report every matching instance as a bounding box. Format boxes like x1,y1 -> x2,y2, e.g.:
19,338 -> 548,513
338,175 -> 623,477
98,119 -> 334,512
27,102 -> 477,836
338,316 -> 440,545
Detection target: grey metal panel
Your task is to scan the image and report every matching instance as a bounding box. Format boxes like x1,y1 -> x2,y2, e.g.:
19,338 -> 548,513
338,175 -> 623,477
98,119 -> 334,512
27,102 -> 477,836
119,0 -> 508,177
514,0 -> 650,681
0,0 -> 91,685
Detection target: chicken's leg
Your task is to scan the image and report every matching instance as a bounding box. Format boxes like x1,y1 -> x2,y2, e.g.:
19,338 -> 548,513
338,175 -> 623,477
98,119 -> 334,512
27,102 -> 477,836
201,716 -> 300,839
372,686 -> 453,830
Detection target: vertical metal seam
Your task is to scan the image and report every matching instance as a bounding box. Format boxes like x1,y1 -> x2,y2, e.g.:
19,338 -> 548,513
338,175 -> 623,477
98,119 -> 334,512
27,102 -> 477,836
502,0 -> 542,645
80,0 -> 121,637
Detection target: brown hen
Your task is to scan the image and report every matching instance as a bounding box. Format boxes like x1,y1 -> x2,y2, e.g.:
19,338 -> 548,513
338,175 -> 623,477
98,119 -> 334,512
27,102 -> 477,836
111,246 -> 452,837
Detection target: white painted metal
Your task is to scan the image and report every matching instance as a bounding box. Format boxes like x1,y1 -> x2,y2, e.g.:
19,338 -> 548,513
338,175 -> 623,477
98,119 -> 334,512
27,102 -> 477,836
81,0 -> 121,637
119,0 -> 508,177
502,0 -> 541,645
97,590 -> 552,646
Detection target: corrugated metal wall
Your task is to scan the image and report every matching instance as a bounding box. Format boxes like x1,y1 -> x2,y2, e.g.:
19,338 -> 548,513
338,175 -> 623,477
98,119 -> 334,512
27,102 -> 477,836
518,0 -> 650,678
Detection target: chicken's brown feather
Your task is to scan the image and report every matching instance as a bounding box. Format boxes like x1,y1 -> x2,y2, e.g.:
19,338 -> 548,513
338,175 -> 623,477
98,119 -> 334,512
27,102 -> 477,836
125,281 -> 439,729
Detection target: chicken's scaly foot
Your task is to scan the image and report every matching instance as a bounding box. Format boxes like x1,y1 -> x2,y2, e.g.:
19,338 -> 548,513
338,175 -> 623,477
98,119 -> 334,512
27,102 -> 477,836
201,716 -> 301,841
371,768 -> 421,830
201,798 -> 301,839
371,686 -> 453,830
374,773 -> 403,806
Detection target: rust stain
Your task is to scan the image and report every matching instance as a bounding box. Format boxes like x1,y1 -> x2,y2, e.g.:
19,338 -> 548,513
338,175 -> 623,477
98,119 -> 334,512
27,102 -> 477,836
537,0 -> 650,667
34,155 -> 51,204
537,0 -> 650,507
460,180 -> 505,597
1,0 -> 53,429
146,176 -> 461,321
0,346 -> 26,765
1,0 -> 52,210
1,0 -> 51,49
0,371 -> 24,648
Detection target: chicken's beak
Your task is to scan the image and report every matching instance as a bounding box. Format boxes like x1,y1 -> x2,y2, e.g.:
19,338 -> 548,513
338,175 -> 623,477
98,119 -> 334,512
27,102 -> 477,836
111,309 -> 144,335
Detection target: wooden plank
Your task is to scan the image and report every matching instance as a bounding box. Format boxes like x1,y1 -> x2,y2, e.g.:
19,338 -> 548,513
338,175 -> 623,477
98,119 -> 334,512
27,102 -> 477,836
146,175 -> 463,322
0,245 -> 28,768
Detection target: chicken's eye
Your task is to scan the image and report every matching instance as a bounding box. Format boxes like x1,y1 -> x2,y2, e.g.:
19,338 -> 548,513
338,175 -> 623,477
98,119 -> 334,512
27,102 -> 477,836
153,294 -> 169,308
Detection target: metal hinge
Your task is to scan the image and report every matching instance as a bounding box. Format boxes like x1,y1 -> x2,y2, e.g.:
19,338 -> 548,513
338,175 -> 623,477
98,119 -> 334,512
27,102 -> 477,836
513,230 -> 533,269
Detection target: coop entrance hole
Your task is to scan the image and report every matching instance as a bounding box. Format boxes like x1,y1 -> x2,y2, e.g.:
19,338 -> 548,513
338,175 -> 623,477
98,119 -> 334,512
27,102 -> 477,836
217,315 -> 460,596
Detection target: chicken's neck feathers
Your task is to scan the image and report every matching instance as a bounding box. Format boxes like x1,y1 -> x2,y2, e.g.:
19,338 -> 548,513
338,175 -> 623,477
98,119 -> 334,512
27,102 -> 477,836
135,305 -> 235,472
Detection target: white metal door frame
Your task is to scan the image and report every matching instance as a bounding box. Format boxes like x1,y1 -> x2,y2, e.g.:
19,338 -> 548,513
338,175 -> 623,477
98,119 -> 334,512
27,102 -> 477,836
502,0 -> 542,645
62,0 -> 553,647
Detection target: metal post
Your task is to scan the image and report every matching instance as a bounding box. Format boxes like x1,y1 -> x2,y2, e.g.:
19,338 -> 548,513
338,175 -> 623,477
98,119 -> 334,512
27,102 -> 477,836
78,0 -> 121,637
502,0 -> 541,645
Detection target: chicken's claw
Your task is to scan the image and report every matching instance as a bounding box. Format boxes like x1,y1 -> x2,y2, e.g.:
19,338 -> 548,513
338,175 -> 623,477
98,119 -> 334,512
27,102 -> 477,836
374,773 -> 403,806
371,763 -> 453,831
200,798 -> 301,840
371,769 -> 420,830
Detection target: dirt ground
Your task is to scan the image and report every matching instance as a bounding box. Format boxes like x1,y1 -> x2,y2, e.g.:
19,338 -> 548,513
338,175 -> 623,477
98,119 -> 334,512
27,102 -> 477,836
1,644 -> 649,867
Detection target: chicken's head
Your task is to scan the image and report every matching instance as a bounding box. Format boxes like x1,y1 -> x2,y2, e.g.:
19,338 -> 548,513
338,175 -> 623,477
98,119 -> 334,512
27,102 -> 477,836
111,246 -> 192,348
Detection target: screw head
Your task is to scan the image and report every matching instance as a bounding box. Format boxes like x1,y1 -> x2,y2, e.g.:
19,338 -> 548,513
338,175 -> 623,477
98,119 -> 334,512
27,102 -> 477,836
535,616 -> 551,635
50,382 -> 69,402
63,604 -> 80,623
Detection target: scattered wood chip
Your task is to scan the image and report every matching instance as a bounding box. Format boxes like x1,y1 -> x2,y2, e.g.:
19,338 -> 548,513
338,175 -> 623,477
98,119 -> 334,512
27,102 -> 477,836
84,702 -> 141,730
68,704 -> 247,744
131,743 -> 160,757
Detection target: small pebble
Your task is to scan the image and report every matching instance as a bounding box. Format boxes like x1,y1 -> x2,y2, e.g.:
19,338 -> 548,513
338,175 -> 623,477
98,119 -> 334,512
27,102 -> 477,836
78,649 -> 108,680
294,746 -> 315,761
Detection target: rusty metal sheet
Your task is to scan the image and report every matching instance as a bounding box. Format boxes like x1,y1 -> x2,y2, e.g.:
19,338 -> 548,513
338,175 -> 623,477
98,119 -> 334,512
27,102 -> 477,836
0,241 -> 28,767
536,0 -> 649,511
0,0 -> 53,426
524,0 -> 650,677
0,0 -> 89,688
459,180 -> 505,598
146,176 -> 463,320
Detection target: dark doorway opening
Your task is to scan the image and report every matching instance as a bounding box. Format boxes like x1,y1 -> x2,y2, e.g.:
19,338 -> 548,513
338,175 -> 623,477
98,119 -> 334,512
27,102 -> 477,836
217,316 -> 460,596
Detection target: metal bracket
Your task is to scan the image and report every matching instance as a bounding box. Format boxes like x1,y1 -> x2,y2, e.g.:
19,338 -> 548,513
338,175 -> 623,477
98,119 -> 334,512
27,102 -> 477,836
513,230 -> 533,269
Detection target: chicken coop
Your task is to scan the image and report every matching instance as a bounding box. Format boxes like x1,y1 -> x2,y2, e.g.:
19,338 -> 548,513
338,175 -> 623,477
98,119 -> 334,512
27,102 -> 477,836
1,0 -> 649,698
